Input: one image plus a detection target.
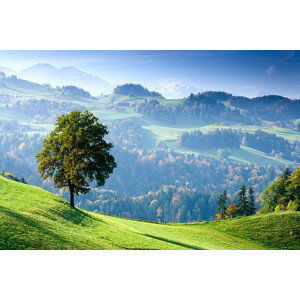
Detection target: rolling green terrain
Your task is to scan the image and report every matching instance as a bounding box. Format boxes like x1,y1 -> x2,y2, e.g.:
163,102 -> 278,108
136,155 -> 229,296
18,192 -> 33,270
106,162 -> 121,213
17,106 -> 300,168
177,145 -> 293,167
1,176 -> 299,250
141,123 -> 298,167
1,76 -> 299,167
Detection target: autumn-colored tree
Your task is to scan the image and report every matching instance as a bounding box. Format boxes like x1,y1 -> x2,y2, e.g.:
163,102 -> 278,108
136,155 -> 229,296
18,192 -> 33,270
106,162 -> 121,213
36,111 -> 116,208
215,212 -> 223,221
226,204 -> 238,219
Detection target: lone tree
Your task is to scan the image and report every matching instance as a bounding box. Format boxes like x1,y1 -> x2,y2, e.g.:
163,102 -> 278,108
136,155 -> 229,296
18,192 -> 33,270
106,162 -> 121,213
36,111 -> 116,208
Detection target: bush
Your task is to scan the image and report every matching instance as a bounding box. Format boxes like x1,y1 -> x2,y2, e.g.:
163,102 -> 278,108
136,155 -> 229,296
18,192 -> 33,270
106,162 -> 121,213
286,201 -> 299,212
215,212 -> 223,221
226,204 -> 238,219
274,204 -> 286,212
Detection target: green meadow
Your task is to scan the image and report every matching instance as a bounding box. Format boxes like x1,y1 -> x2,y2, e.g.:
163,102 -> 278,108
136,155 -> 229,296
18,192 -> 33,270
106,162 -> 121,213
1,177 -> 299,250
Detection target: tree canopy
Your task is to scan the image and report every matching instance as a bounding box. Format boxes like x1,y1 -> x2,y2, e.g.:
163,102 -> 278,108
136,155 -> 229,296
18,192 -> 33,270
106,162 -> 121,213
36,111 -> 116,207
261,167 -> 299,213
113,83 -> 164,98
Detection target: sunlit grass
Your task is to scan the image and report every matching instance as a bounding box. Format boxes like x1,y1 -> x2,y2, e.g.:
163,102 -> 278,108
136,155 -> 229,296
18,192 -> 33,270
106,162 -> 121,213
1,177 -> 299,250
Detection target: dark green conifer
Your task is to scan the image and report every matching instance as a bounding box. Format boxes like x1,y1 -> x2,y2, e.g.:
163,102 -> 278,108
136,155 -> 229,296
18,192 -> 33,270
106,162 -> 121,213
217,190 -> 228,219
247,185 -> 256,215
237,185 -> 247,216
281,167 -> 292,180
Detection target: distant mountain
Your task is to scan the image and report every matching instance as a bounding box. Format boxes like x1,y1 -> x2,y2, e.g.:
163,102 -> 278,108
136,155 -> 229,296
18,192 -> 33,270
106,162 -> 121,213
17,63 -> 113,95
0,66 -> 16,76
156,83 -> 201,99
0,73 -> 92,101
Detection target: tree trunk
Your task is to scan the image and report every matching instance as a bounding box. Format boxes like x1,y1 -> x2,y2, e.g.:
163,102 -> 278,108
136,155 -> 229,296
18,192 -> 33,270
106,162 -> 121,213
70,189 -> 75,208
68,180 -> 75,208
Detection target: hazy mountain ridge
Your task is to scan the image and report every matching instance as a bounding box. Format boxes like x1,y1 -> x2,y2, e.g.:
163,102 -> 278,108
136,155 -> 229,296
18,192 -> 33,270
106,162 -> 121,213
0,66 -> 16,76
17,63 -> 113,95
156,83 -> 201,99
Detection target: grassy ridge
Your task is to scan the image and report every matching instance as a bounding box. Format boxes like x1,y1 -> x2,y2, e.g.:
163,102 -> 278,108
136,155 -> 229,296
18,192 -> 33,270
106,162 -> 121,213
0,177 -> 299,250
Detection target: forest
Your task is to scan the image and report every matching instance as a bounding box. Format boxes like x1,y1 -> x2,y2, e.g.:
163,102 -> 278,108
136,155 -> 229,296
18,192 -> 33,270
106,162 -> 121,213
179,129 -> 240,150
1,78 -> 300,222
179,128 -> 300,162
113,83 -> 164,98
0,117 -> 288,222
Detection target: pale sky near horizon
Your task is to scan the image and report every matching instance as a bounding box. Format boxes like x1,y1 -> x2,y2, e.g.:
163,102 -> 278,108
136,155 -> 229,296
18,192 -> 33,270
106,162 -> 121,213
0,50 -> 299,98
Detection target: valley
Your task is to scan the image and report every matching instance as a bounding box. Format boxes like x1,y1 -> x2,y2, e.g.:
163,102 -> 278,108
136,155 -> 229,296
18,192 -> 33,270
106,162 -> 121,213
1,71 -> 300,224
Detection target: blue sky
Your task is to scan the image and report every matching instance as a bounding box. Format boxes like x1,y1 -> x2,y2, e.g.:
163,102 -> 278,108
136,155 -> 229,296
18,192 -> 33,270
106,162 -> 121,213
0,50 -> 299,98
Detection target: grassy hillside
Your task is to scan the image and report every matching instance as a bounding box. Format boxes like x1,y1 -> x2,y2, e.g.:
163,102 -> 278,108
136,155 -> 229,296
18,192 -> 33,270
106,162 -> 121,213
0,177 -> 299,250
142,123 -> 296,167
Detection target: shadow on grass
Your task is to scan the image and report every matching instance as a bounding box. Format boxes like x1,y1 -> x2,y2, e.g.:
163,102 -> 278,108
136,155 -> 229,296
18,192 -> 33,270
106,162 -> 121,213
142,233 -> 205,250
0,206 -> 72,250
37,201 -> 106,226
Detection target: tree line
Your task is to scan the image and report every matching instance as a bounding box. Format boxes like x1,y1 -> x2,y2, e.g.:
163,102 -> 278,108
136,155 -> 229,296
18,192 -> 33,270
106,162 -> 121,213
113,83 -> 164,98
179,129 -> 240,150
179,128 -> 300,162
215,185 -> 256,220
77,185 -> 217,223
261,167 -> 300,212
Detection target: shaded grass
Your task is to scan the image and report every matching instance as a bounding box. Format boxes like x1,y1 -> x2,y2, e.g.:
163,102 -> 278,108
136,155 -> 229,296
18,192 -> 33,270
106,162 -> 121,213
142,234 -> 205,250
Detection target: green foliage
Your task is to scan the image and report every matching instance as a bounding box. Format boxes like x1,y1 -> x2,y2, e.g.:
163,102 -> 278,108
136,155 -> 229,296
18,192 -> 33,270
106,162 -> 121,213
61,85 -> 91,99
217,190 -> 228,219
237,185 -> 248,216
281,167 -> 292,180
261,166 -> 300,213
286,167 -> 300,200
275,204 -> 286,212
261,179 -> 287,212
113,83 -> 163,98
1,177 -> 299,250
287,200 -> 299,212
0,172 -> 27,184
180,129 -> 240,151
247,185 -> 256,215
36,111 -> 116,207
77,185 -> 216,223
216,186 -> 256,220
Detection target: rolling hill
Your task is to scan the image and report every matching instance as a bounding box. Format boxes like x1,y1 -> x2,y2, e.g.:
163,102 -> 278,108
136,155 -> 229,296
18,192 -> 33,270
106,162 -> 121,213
0,176 -> 299,250
0,71 -> 299,167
